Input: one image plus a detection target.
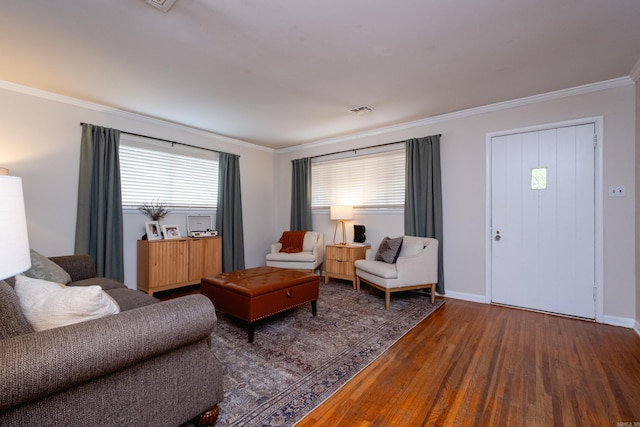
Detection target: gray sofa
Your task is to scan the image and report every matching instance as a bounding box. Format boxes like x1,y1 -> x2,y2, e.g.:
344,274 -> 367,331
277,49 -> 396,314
0,254 -> 224,427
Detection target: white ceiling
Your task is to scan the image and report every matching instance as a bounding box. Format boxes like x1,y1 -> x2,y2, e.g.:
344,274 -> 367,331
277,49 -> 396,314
1,0 -> 639,149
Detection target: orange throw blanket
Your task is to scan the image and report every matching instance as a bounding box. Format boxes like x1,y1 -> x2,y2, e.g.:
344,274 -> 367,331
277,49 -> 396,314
279,231 -> 307,253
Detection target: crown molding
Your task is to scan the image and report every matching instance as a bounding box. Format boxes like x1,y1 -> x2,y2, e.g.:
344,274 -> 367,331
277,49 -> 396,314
279,76 -> 634,154
0,80 -> 273,153
2,75 -> 633,156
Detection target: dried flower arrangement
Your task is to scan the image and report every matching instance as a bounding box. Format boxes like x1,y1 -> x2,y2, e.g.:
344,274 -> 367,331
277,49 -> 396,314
138,200 -> 169,221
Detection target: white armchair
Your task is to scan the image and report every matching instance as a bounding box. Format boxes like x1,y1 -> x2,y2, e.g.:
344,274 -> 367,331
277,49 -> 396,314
354,235 -> 438,309
266,231 -> 324,274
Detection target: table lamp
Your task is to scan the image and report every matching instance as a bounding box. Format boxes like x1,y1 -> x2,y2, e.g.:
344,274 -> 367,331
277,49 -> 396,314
0,175 -> 31,280
330,205 -> 352,245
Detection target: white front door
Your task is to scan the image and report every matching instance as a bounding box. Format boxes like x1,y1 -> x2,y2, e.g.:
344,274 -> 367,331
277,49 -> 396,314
491,123 -> 595,319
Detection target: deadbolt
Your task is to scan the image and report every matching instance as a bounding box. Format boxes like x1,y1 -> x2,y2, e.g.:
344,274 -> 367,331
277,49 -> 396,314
495,230 -> 501,241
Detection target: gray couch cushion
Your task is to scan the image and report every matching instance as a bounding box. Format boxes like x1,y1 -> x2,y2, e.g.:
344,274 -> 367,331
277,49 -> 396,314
69,278 -> 156,311
69,277 -> 128,291
23,250 -> 72,285
0,280 -> 35,339
104,288 -> 159,312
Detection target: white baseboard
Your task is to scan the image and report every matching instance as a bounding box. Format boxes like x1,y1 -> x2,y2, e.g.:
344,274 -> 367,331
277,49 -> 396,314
444,293 -> 639,332
603,315 -> 636,329
443,290 -> 486,304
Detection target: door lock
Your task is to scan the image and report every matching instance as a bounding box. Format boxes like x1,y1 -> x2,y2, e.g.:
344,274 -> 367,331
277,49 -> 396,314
494,230 -> 501,241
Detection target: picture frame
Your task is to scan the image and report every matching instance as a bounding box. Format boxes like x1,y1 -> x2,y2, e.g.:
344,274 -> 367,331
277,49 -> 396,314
145,221 -> 162,240
162,224 -> 181,239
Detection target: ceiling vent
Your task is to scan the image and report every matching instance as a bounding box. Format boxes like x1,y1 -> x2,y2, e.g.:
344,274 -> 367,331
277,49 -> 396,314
146,0 -> 177,12
348,105 -> 375,115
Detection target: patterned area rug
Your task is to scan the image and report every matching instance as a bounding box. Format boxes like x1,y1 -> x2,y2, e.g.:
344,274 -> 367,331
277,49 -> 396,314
210,279 -> 444,427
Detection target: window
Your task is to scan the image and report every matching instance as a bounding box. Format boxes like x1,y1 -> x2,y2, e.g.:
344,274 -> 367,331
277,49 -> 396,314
531,167 -> 547,190
311,148 -> 405,208
119,138 -> 218,209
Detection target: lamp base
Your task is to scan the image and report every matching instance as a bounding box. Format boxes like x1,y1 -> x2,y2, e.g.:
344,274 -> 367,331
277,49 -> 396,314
333,220 -> 347,245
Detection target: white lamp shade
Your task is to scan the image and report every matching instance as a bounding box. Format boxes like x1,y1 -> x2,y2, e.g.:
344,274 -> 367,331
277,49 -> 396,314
0,176 -> 31,279
330,205 -> 353,220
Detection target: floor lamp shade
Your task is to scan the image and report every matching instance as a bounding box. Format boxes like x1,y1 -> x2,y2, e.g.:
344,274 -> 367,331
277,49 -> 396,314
0,176 -> 31,280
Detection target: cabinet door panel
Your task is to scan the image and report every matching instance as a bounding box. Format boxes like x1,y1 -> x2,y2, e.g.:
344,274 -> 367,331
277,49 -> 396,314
138,237 -> 222,295
188,239 -> 206,282
188,237 -> 222,280
149,240 -> 189,286
202,237 -> 222,276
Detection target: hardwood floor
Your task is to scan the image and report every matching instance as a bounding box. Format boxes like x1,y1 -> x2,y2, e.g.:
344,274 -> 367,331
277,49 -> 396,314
297,298 -> 640,426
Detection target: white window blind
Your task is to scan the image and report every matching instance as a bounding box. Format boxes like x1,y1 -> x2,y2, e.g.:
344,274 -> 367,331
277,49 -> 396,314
312,149 -> 405,208
119,140 -> 218,209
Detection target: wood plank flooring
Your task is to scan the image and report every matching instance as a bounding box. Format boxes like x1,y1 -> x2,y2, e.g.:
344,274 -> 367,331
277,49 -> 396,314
297,298 -> 640,426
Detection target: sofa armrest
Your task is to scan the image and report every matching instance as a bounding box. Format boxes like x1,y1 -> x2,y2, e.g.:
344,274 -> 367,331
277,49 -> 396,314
365,248 -> 376,260
271,242 -> 283,253
49,254 -> 97,281
311,232 -> 324,263
396,239 -> 438,284
0,294 -> 216,410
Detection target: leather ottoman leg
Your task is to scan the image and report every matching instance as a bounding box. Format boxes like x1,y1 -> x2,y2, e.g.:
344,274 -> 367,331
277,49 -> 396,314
248,323 -> 255,343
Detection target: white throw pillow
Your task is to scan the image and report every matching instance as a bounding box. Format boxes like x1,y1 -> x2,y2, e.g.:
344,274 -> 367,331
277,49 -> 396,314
14,274 -> 120,331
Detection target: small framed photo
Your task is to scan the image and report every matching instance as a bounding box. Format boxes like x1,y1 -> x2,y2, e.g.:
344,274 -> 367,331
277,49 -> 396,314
162,224 -> 181,239
145,221 -> 162,240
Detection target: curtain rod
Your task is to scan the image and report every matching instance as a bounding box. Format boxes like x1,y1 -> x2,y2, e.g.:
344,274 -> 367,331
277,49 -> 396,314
309,134 -> 441,160
79,123 -> 221,154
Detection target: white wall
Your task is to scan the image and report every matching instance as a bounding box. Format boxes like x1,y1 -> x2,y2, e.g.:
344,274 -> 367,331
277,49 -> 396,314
2,78 -> 636,324
0,83 -> 277,288
274,79 -> 637,323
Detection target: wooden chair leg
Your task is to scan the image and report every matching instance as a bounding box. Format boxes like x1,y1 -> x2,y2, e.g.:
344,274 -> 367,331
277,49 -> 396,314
430,284 -> 435,303
198,404 -> 220,426
355,276 -> 361,292
385,290 -> 391,310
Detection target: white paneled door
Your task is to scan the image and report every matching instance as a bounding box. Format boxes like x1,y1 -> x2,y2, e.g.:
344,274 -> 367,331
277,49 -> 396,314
491,124 -> 595,319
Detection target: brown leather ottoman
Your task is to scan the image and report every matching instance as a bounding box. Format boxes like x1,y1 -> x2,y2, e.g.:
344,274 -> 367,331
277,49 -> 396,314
201,266 -> 319,342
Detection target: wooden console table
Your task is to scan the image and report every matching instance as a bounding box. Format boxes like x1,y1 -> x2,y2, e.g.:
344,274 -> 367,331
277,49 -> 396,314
137,236 -> 222,295
324,243 -> 370,288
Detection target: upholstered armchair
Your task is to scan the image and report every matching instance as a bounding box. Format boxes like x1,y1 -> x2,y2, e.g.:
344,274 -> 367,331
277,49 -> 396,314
354,235 -> 438,309
266,231 -> 324,274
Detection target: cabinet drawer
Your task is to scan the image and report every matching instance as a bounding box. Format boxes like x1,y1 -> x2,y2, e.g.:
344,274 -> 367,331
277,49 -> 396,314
327,246 -> 358,262
327,245 -> 368,262
326,259 -> 355,275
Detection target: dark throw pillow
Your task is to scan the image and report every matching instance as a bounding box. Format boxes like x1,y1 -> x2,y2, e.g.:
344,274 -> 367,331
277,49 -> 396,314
375,236 -> 403,264
23,249 -> 72,285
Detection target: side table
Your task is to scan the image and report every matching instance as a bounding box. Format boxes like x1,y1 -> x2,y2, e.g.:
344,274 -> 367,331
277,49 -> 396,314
324,244 -> 370,288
